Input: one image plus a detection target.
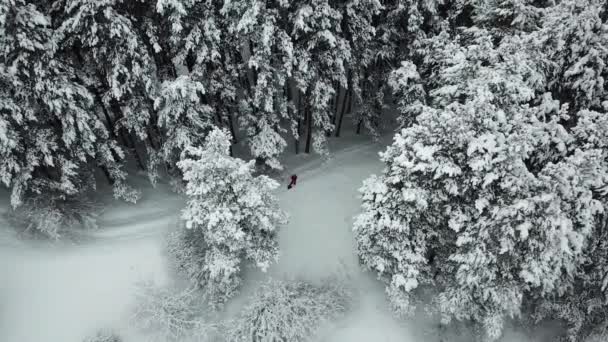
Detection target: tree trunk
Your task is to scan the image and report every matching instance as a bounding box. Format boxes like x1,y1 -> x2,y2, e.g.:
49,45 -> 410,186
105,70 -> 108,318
304,101 -> 313,154
346,87 -> 353,114
335,89 -> 350,138
105,97 -> 147,170
100,166 -> 115,185
295,90 -> 303,154
186,52 -> 196,73
127,136 -> 147,171
228,113 -> 238,144
215,108 -> 223,127
295,118 -> 301,154
334,86 -> 342,120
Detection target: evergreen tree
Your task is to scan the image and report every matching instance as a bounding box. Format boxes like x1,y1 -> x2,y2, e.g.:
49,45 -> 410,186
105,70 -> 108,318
159,0 -> 240,150
170,128 -> 287,307
54,0 -> 161,177
290,0 -> 352,154
223,0 -> 294,169
0,0 -> 137,208
154,76 -> 215,170
354,26 -> 607,340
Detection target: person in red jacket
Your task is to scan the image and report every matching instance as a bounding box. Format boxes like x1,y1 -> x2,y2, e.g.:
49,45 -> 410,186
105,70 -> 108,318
287,174 -> 297,189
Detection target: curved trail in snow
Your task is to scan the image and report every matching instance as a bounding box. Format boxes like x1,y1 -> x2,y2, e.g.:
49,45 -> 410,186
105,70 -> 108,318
0,137 -> 424,342
0,136 -> 542,342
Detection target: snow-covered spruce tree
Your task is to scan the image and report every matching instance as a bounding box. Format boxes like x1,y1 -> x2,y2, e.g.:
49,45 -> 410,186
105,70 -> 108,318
0,0 -> 137,212
226,278 -> 351,342
222,0 -> 294,169
290,0 -> 352,154
54,0 -> 162,181
354,27 -> 607,341
155,76 -> 216,170
517,3 -> 608,340
157,0 -> 240,154
532,0 -> 608,114
387,60 -> 426,128
472,0 -> 547,33
335,0 -> 382,138
351,0 -> 462,137
170,128 -> 287,307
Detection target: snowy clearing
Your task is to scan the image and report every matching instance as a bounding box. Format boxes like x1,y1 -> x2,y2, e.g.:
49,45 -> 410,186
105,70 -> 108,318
1,138 -> 549,342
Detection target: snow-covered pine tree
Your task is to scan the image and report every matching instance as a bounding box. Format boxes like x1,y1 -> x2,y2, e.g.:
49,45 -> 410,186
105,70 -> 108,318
158,0 -> 240,153
337,0 -> 382,137
290,0 -> 352,154
54,0 -> 161,180
524,2 -> 608,340
351,0 -> 457,136
154,76 -> 215,173
532,0 -> 608,114
171,128 -> 287,307
387,61 -> 426,128
222,0 -> 294,169
472,0 -> 546,33
354,27 -> 607,341
0,0 -> 137,209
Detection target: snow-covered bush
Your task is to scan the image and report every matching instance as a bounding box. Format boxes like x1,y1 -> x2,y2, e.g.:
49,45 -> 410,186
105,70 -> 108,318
226,278 -> 352,342
170,128 -> 287,307
131,281 -> 216,342
5,192 -> 102,240
82,329 -> 122,342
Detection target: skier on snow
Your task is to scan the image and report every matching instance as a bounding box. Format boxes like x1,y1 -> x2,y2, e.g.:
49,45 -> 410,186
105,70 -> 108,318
287,174 -> 297,189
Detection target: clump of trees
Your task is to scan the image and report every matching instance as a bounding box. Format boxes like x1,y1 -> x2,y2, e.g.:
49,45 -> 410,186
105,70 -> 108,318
0,0 -> 386,221
354,0 -> 608,341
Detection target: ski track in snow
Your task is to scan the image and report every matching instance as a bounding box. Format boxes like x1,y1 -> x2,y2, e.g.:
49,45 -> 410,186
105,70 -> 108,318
0,138 -> 541,342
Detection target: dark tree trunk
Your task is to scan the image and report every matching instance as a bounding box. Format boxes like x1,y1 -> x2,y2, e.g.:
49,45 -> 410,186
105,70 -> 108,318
295,118 -> 301,154
248,40 -> 258,87
335,89 -> 350,138
125,134 -> 146,171
346,87 -> 353,114
228,113 -> 238,144
295,90 -> 303,154
186,52 -> 196,73
107,99 -> 147,170
304,100 -> 313,154
100,166 -> 115,185
215,108 -> 223,127
334,86 -> 342,119
92,91 -> 117,139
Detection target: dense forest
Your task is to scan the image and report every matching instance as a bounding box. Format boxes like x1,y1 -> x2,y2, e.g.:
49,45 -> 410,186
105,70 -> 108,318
2,0 -> 608,341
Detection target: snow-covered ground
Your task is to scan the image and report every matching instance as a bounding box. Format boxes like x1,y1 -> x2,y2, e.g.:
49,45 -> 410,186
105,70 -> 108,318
0,136 -> 550,342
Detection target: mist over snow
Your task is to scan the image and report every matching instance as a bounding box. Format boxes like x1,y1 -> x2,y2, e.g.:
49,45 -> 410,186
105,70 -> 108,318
2,1 -> 608,341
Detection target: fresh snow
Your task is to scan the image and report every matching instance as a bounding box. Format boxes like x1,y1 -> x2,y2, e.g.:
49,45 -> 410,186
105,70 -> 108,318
0,137 -> 547,342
